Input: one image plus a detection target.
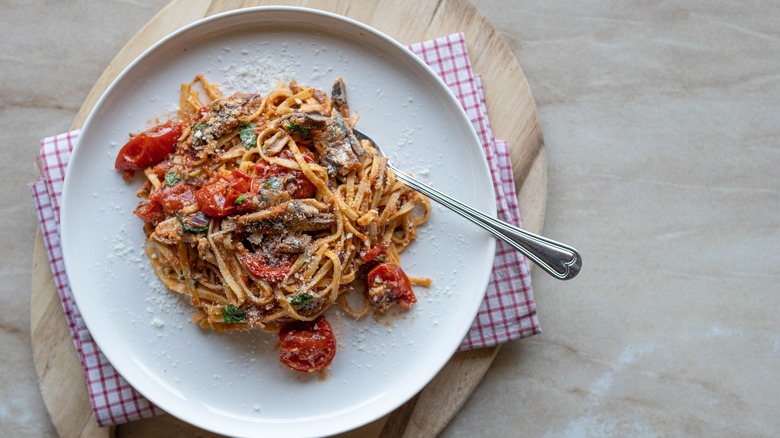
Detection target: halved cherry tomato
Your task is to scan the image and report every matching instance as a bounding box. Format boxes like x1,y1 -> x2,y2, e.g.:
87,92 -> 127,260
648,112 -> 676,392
148,181 -> 195,214
366,263 -> 416,310
238,250 -> 293,284
133,200 -> 165,224
283,171 -> 317,199
278,145 -> 315,163
256,146 -> 317,199
361,243 -> 388,263
195,169 -> 252,217
114,121 -> 183,180
278,316 -> 336,373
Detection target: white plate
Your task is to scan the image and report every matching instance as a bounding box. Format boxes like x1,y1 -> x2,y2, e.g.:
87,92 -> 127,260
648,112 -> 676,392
61,7 -> 496,438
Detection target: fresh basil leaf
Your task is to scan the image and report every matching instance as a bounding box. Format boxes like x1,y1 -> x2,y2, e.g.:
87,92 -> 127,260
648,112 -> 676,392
285,121 -> 311,138
222,304 -> 247,323
176,212 -> 209,234
164,170 -> 180,187
239,122 -> 257,149
289,293 -> 313,307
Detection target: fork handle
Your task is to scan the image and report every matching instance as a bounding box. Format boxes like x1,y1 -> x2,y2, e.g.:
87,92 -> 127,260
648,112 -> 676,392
391,166 -> 582,280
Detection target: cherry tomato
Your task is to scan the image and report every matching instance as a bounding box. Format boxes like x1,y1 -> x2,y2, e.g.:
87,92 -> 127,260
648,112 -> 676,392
278,316 -> 336,373
284,146 -> 317,199
257,146 -> 317,199
148,181 -> 195,214
284,171 -> 317,199
361,243 -> 388,263
278,145 -> 315,163
195,169 -> 252,217
114,121 -> 183,180
227,169 -> 252,193
150,159 -> 174,180
133,200 -> 165,224
238,250 -> 293,284
366,263 -> 416,310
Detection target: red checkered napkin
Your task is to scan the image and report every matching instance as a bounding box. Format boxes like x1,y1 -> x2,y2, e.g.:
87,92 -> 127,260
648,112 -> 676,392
31,134 -> 164,424
409,34 -> 539,347
29,33 -> 538,426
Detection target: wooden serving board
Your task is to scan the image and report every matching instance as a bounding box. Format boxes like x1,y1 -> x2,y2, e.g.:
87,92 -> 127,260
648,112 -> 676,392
30,0 -> 546,437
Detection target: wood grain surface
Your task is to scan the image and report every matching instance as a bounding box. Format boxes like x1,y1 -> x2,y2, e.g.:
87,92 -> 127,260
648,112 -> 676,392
30,0 -> 546,436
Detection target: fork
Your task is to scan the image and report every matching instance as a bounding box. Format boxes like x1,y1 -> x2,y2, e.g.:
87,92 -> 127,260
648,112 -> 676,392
353,129 -> 582,280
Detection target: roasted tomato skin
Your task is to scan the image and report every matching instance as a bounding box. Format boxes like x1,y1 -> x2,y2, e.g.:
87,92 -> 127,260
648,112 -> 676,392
278,316 -> 337,373
367,263 -> 416,310
256,146 -> 317,199
361,243 -> 388,264
287,171 -> 317,199
114,121 -> 183,180
148,181 -> 195,214
195,169 -> 252,217
278,145 -> 315,163
237,250 -> 292,284
134,181 -> 194,224
133,200 -> 165,224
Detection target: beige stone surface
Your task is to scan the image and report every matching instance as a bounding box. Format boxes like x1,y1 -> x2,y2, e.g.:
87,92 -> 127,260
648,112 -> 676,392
3,0 -> 778,436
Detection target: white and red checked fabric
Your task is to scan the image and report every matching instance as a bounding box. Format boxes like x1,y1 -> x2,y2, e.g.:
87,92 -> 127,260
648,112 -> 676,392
31,134 -> 164,425
29,32 -> 538,426
408,33 -> 540,348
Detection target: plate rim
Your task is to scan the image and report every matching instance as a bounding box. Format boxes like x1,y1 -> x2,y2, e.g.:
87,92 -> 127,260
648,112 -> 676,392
61,6 -> 497,437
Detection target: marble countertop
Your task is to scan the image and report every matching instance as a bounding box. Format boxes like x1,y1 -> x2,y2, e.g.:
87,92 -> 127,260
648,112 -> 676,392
3,1 -> 778,436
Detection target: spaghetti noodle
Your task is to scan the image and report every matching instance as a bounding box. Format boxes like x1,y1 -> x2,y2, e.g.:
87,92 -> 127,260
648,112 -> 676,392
115,76 -> 430,372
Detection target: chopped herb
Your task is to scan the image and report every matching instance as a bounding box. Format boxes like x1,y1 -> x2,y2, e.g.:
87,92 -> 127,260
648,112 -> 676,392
192,122 -> 207,133
289,293 -> 313,307
239,122 -> 257,149
164,170 -> 181,187
285,121 -> 311,138
233,194 -> 247,205
263,176 -> 281,190
176,213 -> 209,234
179,221 -> 208,234
222,305 -> 247,323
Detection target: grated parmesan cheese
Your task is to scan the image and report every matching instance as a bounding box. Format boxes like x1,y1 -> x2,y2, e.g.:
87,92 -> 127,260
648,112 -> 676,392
219,49 -> 301,94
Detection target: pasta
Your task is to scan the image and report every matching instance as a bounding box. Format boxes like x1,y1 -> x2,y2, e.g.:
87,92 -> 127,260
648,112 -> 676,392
115,76 -> 430,372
